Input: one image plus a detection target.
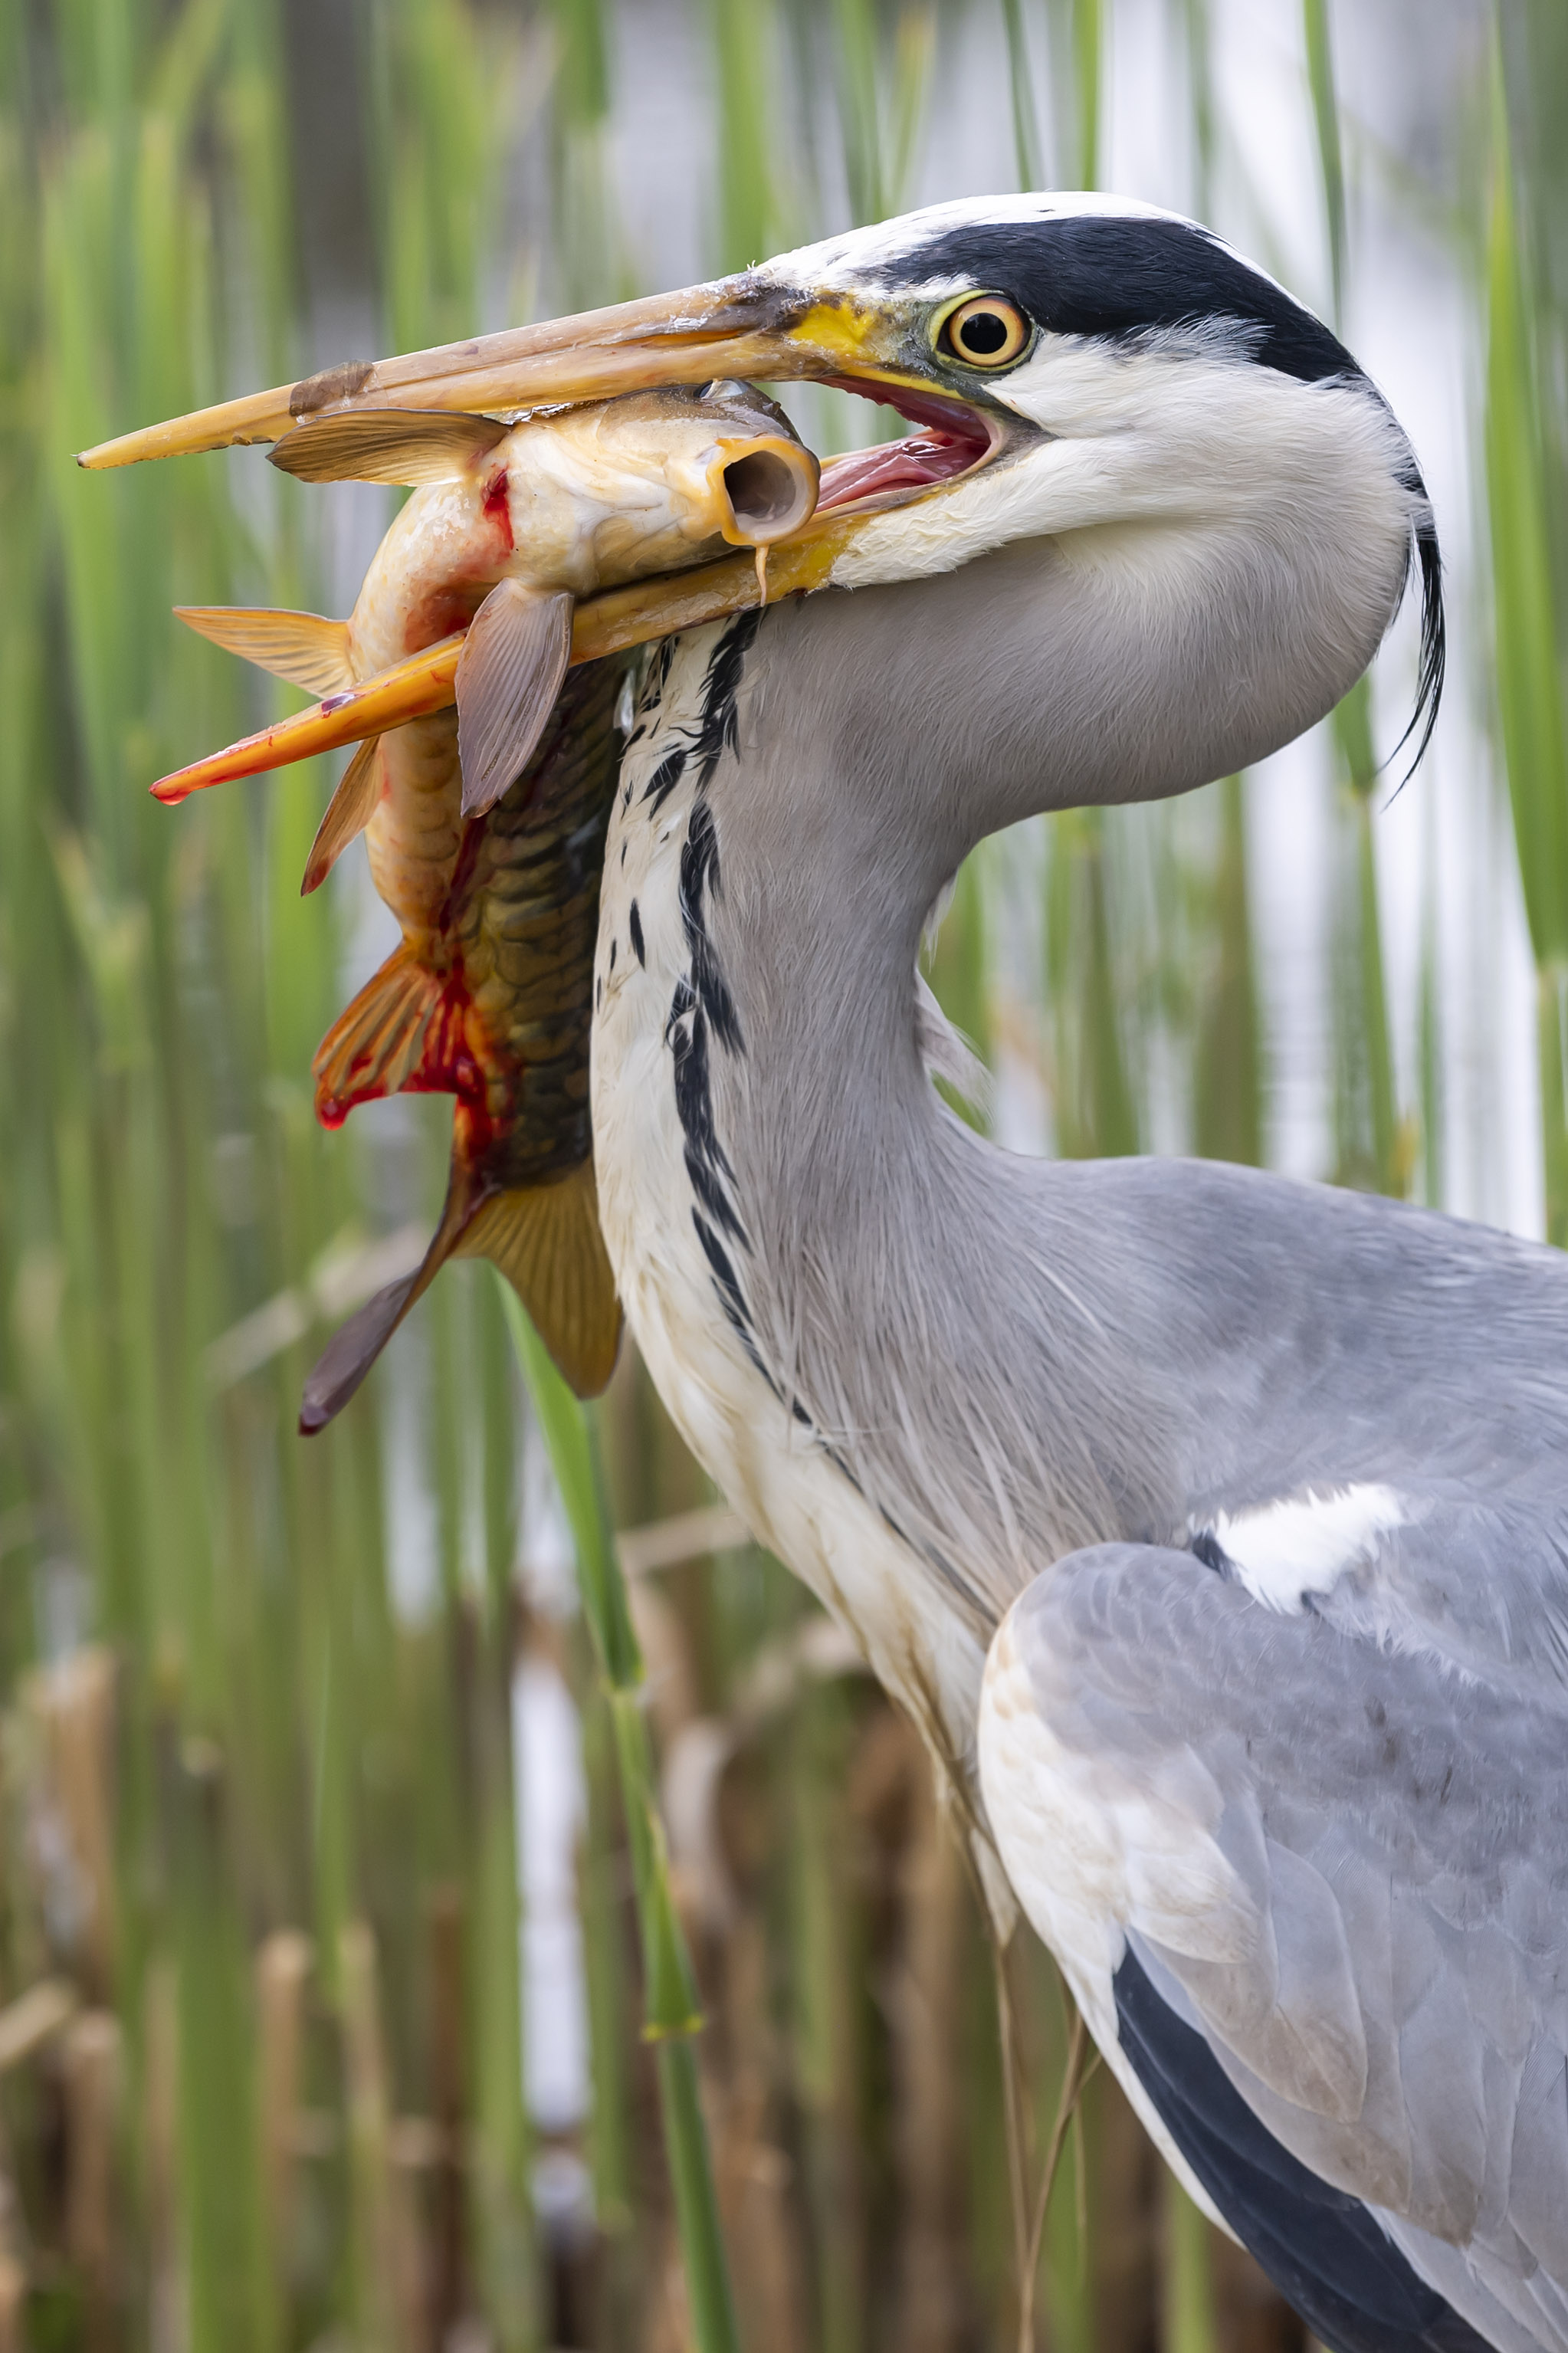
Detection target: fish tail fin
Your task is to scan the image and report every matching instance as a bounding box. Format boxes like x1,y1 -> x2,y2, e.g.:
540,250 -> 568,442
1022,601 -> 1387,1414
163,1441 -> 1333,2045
312,943 -> 442,1125
458,1159 -> 622,1397
174,605 -> 355,697
298,1163 -> 481,1435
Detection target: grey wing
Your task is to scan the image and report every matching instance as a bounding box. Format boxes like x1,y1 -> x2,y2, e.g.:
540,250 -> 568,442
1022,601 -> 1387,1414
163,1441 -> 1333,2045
978,1537 -> 1568,2353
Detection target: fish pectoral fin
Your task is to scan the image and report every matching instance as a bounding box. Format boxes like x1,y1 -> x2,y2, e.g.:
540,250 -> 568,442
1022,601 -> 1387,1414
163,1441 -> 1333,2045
454,579 -> 574,819
174,605 -> 355,696
302,736 -> 382,895
312,943 -> 442,1121
458,1159 -> 622,1397
298,1268 -> 422,1432
300,1163 -> 484,1432
270,407 -> 510,485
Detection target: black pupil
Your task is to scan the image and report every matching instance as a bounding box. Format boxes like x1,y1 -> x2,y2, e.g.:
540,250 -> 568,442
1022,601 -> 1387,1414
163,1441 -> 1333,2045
958,307 -> 1009,356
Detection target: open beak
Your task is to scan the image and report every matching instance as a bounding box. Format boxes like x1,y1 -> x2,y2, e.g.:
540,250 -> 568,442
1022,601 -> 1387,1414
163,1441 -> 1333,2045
95,271 -> 1017,800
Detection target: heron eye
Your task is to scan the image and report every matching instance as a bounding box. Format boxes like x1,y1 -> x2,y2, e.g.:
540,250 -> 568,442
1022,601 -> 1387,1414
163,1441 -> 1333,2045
941,296 -> 1028,369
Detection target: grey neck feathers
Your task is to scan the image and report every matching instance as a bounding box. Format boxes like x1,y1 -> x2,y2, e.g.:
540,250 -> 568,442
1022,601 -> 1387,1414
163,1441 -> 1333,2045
695,515 -> 1407,1629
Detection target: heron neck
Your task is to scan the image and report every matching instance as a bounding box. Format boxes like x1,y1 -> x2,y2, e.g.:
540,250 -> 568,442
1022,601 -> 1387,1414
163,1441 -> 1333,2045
688,516 -> 1396,1611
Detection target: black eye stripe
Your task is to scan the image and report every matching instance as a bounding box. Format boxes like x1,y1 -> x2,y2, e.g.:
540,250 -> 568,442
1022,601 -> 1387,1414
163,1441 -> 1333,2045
901,216 -> 1361,388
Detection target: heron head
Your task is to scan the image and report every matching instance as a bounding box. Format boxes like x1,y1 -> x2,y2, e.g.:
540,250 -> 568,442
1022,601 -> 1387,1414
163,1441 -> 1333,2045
81,193 -> 1442,778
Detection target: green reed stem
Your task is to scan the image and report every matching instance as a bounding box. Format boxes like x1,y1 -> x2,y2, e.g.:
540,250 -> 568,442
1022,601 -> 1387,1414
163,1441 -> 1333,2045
1304,0 -> 1407,1199
1302,0 -> 1346,320
999,0 -> 1044,190
1163,2181 -> 1219,2353
1484,34 -> 1568,1240
498,1285 -> 742,2353
1071,0 -> 1102,189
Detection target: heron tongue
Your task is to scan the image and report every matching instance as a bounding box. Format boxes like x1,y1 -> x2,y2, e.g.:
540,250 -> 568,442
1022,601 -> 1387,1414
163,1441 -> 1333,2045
815,430 -> 976,509
814,379 -> 993,513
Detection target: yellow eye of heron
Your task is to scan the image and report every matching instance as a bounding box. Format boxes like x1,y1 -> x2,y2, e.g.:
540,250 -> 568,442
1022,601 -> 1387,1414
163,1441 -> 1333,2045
940,296 -> 1029,368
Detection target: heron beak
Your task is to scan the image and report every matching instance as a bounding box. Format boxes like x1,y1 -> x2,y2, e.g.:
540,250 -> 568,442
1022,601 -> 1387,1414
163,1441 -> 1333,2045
104,277 -> 1009,802
76,275 -> 934,469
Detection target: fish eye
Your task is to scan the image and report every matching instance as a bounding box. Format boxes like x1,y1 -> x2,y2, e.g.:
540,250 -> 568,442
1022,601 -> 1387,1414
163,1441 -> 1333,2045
940,295 -> 1029,369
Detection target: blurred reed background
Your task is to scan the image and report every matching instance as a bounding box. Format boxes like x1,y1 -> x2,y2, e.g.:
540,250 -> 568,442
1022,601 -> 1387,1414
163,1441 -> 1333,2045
0,0 -> 1563,2348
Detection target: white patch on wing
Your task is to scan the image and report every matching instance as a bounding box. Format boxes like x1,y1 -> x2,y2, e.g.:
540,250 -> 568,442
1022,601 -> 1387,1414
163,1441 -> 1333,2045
1199,1482 -> 1410,1614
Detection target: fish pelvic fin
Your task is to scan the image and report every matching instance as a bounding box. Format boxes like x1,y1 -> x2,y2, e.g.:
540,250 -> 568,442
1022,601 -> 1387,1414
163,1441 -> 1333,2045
455,579 -> 574,819
302,736 -> 382,895
312,942 -> 442,1125
270,408 -> 510,485
175,605 -> 355,697
458,1159 -> 622,1398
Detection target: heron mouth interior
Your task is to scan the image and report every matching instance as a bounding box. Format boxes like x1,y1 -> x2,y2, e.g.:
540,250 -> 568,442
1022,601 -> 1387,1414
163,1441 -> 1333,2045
812,378 -> 1002,513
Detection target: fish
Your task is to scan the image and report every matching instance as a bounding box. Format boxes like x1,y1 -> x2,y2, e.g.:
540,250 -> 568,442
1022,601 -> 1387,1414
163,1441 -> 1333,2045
172,382 -> 818,1427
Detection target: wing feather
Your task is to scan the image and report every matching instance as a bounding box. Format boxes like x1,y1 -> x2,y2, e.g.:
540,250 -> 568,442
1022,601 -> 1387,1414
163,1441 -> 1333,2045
981,1535 -> 1568,2351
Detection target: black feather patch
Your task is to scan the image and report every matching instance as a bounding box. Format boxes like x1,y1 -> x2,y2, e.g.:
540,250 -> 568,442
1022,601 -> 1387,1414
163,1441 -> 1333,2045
645,744 -> 687,812
1387,458 -> 1445,786
691,1209 -> 779,1394
669,994 -> 746,1248
679,799 -> 742,1054
691,607 -> 763,786
898,214 -> 1362,387
1113,1945 -> 1491,2353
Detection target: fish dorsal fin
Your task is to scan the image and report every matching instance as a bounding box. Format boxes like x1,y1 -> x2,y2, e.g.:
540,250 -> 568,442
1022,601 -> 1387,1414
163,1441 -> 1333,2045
454,578 -> 574,818
175,605 -> 354,696
311,941 -> 443,1123
458,1159 -> 622,1396
270,407 -> 510,485
302,736 -> 382,895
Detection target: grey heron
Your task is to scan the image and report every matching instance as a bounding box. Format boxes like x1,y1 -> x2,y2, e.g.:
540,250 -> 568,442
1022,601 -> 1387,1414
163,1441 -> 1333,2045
90,194 -> 1566,2353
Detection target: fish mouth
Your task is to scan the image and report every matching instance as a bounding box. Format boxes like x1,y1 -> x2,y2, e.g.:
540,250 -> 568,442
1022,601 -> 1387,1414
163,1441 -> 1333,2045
713,435 -> 822,545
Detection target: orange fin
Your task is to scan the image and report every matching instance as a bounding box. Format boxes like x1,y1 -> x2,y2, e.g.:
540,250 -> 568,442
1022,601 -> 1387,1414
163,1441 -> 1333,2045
312,943 -> 441,1123
458,1159 -> 622,1396
455,579 -> 574,818
301,736 -> 382,895
175,605 -> 354,696
271,407 -> 509,486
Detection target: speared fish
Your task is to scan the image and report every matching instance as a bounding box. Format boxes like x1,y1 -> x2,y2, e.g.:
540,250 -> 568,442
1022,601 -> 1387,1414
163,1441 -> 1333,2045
162,383 -> 818,1427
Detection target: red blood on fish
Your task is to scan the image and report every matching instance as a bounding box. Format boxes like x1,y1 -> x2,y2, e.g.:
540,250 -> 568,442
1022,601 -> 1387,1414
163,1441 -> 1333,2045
315,966 -> 501,1145
481,468 -> 513,553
